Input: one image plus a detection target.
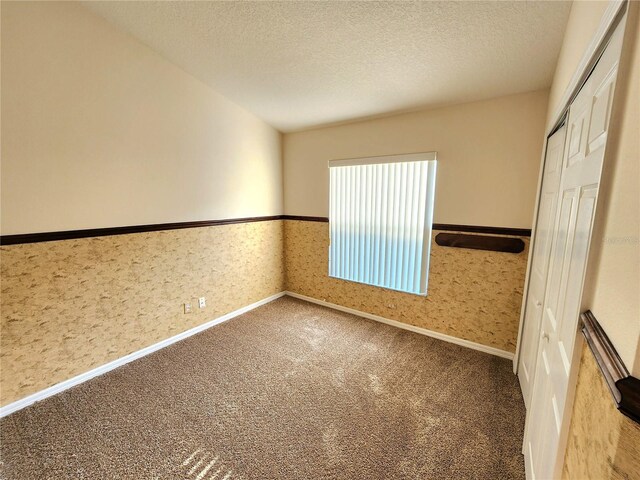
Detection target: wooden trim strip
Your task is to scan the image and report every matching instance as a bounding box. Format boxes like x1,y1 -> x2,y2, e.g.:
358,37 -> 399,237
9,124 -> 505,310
432,223 -> 531,237
282,217 -> 531,236
280,215 -> 329,223
0,215 -> 531,245
0,216 -> 283,246
581,310 -> 640,424
435,233 -> 525,253
0,216 -> 531,245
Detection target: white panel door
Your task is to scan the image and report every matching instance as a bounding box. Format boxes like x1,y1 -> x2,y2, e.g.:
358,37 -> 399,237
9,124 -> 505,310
524,20 -> 624,480
518,124 -> 566,408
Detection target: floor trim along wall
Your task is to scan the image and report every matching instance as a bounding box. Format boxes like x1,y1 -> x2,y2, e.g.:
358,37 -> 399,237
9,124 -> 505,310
285,291 -> 515,361
0,292 -> 286,418
2,290 -> 513,418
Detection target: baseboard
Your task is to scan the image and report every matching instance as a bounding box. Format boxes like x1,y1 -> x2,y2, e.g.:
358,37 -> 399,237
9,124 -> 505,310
285,291 -> 515,360
2,289 -> 513,417
0,291 -> 286,418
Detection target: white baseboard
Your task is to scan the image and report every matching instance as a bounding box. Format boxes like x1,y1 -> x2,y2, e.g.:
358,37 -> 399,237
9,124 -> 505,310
2,289 -> 513,417
285,291 -> 515,360
0,292 -> 286,418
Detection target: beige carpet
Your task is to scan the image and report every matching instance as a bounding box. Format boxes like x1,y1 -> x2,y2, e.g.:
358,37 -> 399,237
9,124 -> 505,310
1,296 -> 525,479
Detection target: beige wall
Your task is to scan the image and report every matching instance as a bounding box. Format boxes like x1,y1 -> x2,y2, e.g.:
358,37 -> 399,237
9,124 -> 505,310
0,1 -> 286,407
0,221 -> 285,406
283,90 -> 549,229
285,221 -> 529,354
546,0 -> 610,127
1,1 -> 282,235
561,343 -> 640,480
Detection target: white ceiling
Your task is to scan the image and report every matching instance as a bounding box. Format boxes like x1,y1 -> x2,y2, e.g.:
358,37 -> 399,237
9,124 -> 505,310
82,1 -> 572,132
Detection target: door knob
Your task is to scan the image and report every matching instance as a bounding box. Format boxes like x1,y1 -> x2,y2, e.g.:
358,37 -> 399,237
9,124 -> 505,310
536,301 -> 542,307
542,332 -> 550,342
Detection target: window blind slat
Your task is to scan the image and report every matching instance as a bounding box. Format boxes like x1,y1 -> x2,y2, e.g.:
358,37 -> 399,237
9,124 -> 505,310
329,168 -> 340,275
402,162 -> 414,292
340,167 -> 346,279
352,166 -> 359,282
397,163 -> 408,291
421,162 -> 437,293
411,161 -> 421,292
365,165 -> 373,285
358,165 -> 363,283
348,166 -> 355,279
391,164 -> 400,290
413,162 -> 427,291
373,164 -> 383,285
385,164 -> 395,288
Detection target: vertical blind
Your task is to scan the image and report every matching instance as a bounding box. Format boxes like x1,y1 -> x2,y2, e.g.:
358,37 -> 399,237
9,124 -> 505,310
328,153 -> 437,295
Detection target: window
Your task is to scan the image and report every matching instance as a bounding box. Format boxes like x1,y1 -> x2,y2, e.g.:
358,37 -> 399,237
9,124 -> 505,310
328,152 -> 437,295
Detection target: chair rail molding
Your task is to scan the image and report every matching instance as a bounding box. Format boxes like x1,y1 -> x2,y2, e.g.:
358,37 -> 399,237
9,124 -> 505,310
435,233 -> 525,253
581,310 -> 640,424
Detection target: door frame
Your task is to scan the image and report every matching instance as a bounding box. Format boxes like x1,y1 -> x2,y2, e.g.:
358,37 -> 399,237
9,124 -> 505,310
513,0 -> 627,375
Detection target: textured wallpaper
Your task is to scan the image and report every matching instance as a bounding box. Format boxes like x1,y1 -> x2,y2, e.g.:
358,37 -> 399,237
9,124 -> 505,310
284,220 -> 528,354
0,221 -> 284,406
561,343 -> 640,480
2,218 -> 528,407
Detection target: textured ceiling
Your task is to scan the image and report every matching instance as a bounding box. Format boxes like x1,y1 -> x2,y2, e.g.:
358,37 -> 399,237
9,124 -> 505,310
82,1 -> 571,132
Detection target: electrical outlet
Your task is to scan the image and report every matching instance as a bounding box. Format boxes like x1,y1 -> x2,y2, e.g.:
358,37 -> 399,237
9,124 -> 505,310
198,297 -> 206,308
184,303 -> 192,314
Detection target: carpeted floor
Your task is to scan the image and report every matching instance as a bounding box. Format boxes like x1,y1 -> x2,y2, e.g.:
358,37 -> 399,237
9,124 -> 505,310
0,296 -> 526,479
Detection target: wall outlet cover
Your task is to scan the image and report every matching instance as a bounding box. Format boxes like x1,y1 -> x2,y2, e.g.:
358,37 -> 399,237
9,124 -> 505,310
184,303 -> 192,314
198,297 -> 206,308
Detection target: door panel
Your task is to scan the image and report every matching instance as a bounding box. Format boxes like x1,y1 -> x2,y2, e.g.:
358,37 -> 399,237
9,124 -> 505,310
524,19 -> 625,480
545,189 -> 577,334
566,105 -> 588,167
588,71 -> 615,152
532,193 -> 555,279
558,185 -> 598,373
518,125 -> 567,407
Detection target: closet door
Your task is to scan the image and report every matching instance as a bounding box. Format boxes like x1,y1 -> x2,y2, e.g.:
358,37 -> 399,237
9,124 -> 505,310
518,124 -> 566,408
524,20 -> 624,480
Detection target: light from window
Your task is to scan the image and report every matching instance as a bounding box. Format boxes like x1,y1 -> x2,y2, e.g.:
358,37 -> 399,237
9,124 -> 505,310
328,152 -> 437,295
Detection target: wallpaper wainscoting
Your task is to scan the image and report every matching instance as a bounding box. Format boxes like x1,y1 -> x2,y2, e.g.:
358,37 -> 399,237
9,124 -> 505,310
284,220 -> 528,353
0,221 -> 284,406
561,343 -> 640,480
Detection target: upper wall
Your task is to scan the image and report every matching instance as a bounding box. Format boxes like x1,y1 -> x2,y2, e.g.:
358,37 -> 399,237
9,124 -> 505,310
0,1 -> 283,235
546,1 -> 610,127
283,90 -> 549,229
